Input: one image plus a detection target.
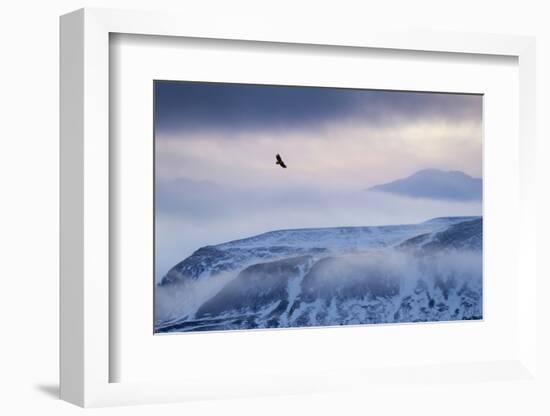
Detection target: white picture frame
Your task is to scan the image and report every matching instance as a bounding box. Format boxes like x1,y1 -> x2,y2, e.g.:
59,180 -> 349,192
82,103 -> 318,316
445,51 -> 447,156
60,7 -> 538,408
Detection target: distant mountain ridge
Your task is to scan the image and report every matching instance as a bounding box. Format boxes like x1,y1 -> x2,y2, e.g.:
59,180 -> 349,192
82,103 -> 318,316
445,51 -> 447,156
368,169 -> 482,201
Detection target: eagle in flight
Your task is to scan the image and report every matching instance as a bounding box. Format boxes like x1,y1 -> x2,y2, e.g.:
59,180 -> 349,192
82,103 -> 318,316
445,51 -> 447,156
275,154 -> 287,169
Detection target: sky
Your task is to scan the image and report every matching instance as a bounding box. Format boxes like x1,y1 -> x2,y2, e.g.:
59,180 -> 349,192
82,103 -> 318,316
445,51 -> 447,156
154,81 -> 483,281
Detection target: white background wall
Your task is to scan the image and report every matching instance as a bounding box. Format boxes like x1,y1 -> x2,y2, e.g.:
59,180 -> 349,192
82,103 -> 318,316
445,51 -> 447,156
0,1 -> 548,415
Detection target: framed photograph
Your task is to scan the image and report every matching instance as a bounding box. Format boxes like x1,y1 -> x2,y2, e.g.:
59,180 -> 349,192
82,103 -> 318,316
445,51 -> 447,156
60,8 -> 538,408
153,81 -> 484,334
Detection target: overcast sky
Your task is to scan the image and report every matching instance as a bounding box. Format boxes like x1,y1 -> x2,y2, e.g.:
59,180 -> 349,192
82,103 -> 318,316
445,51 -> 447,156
154,81 -> 483,280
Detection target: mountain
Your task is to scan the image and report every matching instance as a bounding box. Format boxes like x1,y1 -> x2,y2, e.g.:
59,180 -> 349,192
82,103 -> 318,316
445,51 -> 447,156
155,217 -> 482,333
159,216 -> 475,286
397,218 -> 482,253
367,169 -> 482,201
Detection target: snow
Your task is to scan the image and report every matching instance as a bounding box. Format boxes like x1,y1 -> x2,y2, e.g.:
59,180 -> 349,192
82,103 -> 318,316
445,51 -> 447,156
156,216 -> 483,333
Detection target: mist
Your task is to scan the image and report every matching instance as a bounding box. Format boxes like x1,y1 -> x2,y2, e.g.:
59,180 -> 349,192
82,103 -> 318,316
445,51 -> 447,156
155,181 -> 481,281
155,271 -> 236,324
155,247 -> 483,329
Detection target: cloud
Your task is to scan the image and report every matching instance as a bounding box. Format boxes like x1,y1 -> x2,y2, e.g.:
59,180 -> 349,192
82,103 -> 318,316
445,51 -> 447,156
155,81 -> 482,135
155,116 -> 482,191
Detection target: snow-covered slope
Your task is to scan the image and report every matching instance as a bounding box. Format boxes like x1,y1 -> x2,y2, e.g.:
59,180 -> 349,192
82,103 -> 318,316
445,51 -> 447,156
398,218 -> 482,252
159,216 -> 476,286
155,216 -> 482,333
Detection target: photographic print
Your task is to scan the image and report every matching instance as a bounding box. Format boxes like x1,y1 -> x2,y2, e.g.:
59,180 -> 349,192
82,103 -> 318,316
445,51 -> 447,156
154,81 -> 483,334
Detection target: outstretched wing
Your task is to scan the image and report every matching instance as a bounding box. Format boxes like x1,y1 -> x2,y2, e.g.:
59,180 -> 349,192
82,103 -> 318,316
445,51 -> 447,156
275,154 -> 287,168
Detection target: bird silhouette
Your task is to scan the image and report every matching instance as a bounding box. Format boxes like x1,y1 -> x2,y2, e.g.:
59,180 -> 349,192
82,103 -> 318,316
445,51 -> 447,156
275,154 -> 287,169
